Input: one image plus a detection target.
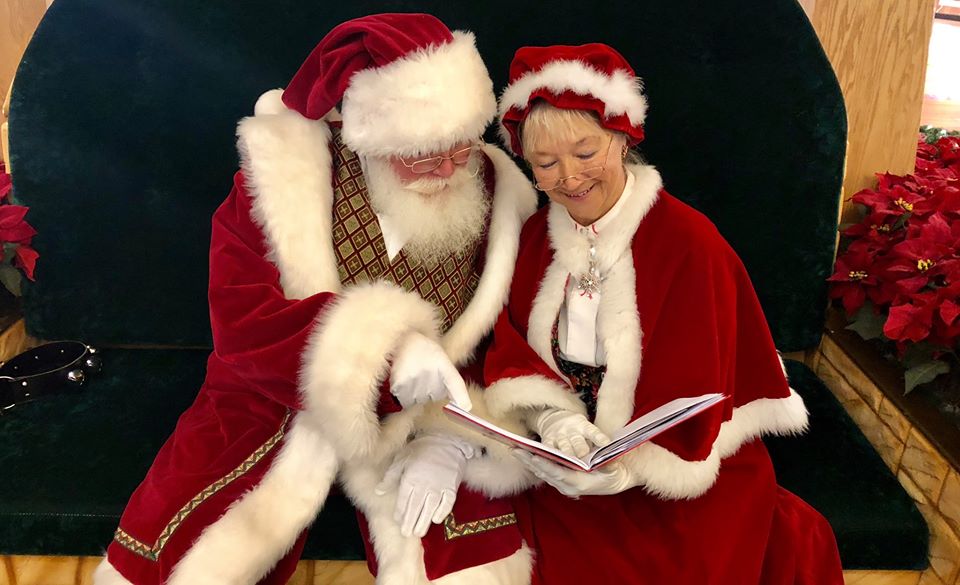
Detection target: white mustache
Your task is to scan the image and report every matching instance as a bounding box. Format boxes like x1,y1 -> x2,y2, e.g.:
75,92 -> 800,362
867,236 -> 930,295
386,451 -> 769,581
404,176 -> 450,195
403,163 -> 476,195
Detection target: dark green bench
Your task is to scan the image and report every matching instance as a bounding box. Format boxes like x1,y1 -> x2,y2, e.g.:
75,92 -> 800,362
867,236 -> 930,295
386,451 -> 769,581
1,0 -> 927,572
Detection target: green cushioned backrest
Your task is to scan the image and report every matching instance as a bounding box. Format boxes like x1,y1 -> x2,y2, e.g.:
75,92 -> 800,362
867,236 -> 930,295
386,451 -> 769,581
9,0 -> 845,348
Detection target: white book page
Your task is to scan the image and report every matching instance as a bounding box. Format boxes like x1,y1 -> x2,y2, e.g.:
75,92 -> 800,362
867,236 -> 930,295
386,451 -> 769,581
444,392 -> 725,472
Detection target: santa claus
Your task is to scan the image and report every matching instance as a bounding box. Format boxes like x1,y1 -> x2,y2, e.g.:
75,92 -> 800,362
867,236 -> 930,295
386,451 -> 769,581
94,13 -> 538,585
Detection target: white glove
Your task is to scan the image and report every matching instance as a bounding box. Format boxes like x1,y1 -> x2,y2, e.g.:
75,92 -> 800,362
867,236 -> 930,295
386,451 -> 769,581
374,434 -> 475,537
513,450 -> 634,497
389,332 -> 473,410
532,408 -> 611,458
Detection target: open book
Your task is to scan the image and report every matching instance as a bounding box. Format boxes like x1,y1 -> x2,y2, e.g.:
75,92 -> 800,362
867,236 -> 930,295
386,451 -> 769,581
443,393 -> 726,472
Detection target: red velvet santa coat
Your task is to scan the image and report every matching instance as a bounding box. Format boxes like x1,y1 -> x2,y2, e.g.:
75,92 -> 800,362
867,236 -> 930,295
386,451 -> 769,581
100,91 -> 539,585
482,164 -> 844,584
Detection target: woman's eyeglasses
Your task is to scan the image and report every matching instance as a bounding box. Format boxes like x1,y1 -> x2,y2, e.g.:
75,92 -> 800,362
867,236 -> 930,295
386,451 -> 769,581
531,139 -> 613,191
398,145 -> 477,174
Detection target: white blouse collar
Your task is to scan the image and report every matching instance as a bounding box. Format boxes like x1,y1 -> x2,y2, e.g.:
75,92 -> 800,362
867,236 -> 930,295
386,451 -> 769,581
548,164 -> 663,276
568,168 -> 636,236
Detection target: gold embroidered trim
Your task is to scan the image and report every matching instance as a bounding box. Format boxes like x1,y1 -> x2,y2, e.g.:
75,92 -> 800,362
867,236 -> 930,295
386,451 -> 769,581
114,527 -> 156,560
113,411 -> 292,560
443,512 -> 517,540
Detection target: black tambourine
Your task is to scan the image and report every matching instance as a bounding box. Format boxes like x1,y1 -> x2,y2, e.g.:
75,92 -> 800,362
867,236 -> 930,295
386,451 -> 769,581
0,341 -> 102,414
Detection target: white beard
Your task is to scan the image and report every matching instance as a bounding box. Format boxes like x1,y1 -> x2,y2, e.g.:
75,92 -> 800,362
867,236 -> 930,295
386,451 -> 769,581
363,157 -> 490,265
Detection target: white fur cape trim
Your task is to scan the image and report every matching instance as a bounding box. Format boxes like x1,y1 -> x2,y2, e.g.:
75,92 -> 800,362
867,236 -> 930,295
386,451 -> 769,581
528,164 -> 661,435
341,31 -> 497,158
517,163 -> 809,498
620,388 -> 808,499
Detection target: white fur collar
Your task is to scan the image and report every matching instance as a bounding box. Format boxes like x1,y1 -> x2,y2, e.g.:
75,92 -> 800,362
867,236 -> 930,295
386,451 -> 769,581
236,98 -> 537,365
525,164 -> 660,434
546,164 -> 662,278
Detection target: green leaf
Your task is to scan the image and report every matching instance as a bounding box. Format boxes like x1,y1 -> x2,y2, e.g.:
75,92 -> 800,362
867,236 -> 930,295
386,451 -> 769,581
904,360 -> 950,395
902,342 -> 938,369
0,264 -> 22,296
2,242 -> 16,263
846,303 -> 886,340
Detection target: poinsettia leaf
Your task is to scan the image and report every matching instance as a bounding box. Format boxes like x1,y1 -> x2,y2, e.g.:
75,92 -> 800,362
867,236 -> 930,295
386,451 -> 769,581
942,299 -> 960,326
904,359 -> 950,394
15,245 -> 38,281
846,303 -> 887,340
902,342 -> 938,369
2,242 -> 16,263
0,264 -> 23,296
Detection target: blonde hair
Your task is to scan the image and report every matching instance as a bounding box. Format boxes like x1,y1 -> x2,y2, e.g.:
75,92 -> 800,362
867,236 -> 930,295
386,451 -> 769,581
519,100 -> 642,164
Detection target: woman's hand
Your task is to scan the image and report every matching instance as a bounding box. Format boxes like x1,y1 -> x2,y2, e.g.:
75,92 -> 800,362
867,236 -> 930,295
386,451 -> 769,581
531,408 -> 611,458
513,450 -> 633,497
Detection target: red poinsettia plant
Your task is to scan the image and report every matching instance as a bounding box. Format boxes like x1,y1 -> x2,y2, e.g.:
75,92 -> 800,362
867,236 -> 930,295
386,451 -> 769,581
829,130 -> 960,393
0,161 -> 38,295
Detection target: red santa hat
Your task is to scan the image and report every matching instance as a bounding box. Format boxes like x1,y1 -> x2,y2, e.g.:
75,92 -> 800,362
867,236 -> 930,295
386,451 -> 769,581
498,43 -> 648,157
280,13 -> 496,158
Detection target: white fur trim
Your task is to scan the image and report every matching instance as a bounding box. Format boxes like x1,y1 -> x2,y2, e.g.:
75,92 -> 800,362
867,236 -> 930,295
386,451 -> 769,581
237,110 -> 340,299
441,145 -> 537,365
342,32 -> 496,158
166,415 -> 339,585
238,107 -> 535,362
717,388 -> 809,457
339,444 -> 532,585
546,164 -> 661,281
434,546 -> 533,585
521,163 -> 810,499
527,165 -> 660,434
254,88 -> 286,116
618,440 -> 722,500
331,386 -> 535,582
415,385 -> 539,495
499,60 -> 647,125
620,389 -> 809,499
591,253 -> 642,433
92,559 -> 134,585
300,281 -> 439,460
525,259 -> 568,379
485,375 -> 586,420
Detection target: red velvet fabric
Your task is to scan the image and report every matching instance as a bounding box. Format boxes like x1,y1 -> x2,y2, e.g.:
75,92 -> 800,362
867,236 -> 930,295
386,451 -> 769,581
484,192 -> 843,584
500,43 -> 646,156
108,173 -> 342,585
108,166 -> 523,583
282,13 -> 455,120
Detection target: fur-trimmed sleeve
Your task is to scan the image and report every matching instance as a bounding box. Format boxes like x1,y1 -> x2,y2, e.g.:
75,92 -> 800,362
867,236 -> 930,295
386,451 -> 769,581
483,306 -> 586,422
207,172 -> 339,409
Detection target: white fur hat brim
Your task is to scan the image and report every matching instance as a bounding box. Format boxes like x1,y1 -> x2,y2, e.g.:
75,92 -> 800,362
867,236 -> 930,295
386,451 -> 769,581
341,31 -> 497,158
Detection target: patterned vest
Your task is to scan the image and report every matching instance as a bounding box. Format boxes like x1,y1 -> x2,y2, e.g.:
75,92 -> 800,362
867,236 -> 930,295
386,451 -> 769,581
329,129 -> 486,332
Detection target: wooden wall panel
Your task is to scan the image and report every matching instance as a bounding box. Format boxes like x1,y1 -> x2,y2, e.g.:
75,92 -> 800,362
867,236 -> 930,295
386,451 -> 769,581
811,0 -> 937,222
0,0 -> 47,106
